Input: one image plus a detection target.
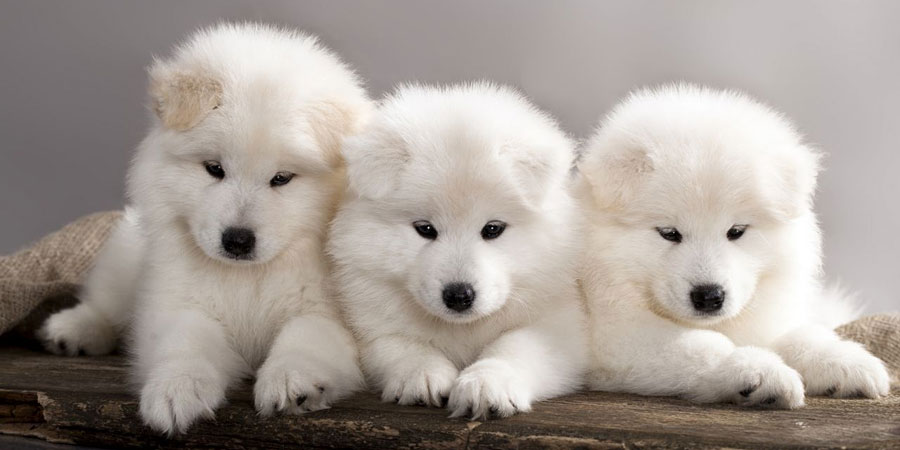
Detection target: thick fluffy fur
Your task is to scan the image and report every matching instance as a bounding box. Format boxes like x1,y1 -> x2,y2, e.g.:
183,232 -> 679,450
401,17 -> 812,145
328,83 -> 588,419
39,23 -> 371,434
577,85 -> 890,408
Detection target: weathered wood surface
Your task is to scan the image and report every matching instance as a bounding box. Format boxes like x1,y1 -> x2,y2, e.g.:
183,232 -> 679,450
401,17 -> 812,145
0,346 -> 897,449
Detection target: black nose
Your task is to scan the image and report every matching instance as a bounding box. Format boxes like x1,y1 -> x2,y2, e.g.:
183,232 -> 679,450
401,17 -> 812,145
690,284 -> 725,312
221,227 -> 256,258
442,282 -> 476,312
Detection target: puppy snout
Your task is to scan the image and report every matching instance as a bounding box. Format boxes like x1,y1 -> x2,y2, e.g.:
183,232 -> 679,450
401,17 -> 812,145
690,284 -> 725,312
221,227 -> 256,259
442,282 -> 475,312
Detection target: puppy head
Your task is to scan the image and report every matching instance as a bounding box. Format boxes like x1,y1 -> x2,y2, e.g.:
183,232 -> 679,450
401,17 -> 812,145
132,22 -> 370,265
578,85 -> 821,325
337,83 -> 575,323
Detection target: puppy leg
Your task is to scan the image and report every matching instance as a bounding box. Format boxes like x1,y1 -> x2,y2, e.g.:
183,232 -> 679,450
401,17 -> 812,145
364,335 -> 459,407
693,346 -> 806,408
447,305 -> 587,419
39,211 -> 144,356
592,309 -> 805,409
254,314 -> 364,415
135,309 -> 245,436
774,325 -> 890,398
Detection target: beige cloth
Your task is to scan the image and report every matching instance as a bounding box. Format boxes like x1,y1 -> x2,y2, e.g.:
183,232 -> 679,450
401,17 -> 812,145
0,211 -> 121,335
837,313 -> 900,381
0,211 -> 897,382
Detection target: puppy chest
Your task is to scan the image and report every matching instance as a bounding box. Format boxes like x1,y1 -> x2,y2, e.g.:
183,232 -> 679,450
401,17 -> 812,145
430,325 -> 507,368
204,280 -> 309,367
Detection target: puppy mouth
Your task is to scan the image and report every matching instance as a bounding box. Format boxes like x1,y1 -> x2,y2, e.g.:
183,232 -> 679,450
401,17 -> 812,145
192,240 -> 260,265
646,293 -> 726,325
691,309 -> 725,319
221,252 -> 255,262
415,296 -> 482,324
437,308 -> 483,324
683,300 -> 732,324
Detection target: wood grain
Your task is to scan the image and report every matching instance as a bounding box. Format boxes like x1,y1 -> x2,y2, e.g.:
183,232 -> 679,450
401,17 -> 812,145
0,346 -> 897,449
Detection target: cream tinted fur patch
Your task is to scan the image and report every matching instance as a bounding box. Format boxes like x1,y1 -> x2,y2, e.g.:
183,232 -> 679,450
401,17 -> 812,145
150,69 -> 222,131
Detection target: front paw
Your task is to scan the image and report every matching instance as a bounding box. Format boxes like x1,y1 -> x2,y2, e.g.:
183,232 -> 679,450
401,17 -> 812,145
380,354 -> 458,407
447,358 -> 531,420
798,340 -> 890,399
254,355 -> 358,416
39,305 -> 117,356
697,347 -> 805,409
139,361 -> 227,435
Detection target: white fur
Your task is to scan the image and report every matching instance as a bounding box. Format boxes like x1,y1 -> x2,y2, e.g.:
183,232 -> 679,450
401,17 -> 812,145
39,23 -> 371,435
40,208 -> 144,356
577,84 -> 890,409
328,83 -> 589,420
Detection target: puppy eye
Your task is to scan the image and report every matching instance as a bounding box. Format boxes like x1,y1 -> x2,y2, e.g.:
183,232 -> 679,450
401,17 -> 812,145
727,224 -> 748,241
413,220 -> 438,240
204,160 -> 224,179
270,171 -> 295,187
481,221 -> 507,240
656,227 -> 682,243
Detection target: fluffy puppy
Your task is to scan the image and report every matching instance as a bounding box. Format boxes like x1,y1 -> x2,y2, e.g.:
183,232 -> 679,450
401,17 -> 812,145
577,85 -> 890,409
39,23 -> 371,434
328,83 -> 588,419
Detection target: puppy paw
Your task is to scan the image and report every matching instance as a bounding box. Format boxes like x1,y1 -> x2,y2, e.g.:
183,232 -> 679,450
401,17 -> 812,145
698,347 -> 805,409
139,361 -> 226,435
254,355 -> 354,416
447,358 -> 531,420
381,354 -> 458,407
797,340 -> 890,399
38,305 -> 117,356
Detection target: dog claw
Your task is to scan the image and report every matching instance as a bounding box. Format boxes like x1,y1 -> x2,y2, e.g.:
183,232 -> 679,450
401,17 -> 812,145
739,384 -> 758,397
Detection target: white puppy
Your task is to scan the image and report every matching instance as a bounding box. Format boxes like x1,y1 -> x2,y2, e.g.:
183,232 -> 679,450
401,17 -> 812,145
39,23 -> 371,434
328,83 -> 588,419
577,85 -> 891,409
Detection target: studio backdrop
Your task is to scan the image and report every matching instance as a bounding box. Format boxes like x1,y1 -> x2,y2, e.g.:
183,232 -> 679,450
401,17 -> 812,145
1,0 -> 897,312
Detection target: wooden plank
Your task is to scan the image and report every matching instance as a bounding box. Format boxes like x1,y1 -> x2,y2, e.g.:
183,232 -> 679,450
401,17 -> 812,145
0,346 -> 897,449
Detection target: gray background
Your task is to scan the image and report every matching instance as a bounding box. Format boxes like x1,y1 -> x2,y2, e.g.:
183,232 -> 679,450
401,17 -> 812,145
1,1 -> 897,312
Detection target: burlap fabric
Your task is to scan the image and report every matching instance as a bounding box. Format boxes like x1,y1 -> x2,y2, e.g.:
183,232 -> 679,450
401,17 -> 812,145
0,211 -> 897,383
0,211 -> 122,335
837,313 -> 900,381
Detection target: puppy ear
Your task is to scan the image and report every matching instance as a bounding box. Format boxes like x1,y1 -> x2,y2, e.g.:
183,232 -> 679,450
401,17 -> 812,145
499,142 -> 571,207
309,98 -> 372,168
578,136 -> 654,211
767,144 -> 821,219
341,127 -> 408,199
148,62 -> 222,131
